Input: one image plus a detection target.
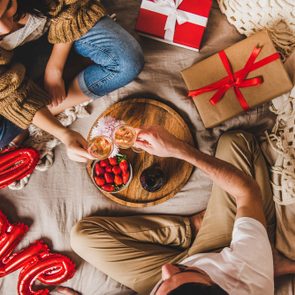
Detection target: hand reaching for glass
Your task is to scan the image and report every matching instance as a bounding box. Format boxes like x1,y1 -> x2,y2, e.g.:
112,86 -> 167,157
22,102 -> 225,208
113,124 -> 143,153
60,130 -> 95,162
134,126 -> 185,158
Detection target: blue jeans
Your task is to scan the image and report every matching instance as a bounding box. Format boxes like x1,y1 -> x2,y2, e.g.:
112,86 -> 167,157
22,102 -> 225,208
75,16 -> 144,98
0,117 -> 22,149
0,16 -> 144,148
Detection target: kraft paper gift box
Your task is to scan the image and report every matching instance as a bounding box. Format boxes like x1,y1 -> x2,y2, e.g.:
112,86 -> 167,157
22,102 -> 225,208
135,0 -> 212,51
181,31 -> 293,128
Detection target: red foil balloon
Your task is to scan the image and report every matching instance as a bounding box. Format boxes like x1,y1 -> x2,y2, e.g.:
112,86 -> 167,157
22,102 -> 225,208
0,241 -> 49,277
0,210 -> 9,232
0,210 -> 76,294
18,253 -> 76,295
0,147 -> 40,189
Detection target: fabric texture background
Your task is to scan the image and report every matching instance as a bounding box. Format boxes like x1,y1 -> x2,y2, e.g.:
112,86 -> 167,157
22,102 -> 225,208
0,0 -> 294,294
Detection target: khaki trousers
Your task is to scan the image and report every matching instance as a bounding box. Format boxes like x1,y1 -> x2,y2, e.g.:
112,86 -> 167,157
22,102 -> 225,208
71,131 -> 275,294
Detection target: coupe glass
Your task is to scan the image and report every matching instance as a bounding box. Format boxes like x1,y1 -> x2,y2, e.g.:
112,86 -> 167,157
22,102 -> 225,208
88,136 -> 113,160
113,124 -> 143,153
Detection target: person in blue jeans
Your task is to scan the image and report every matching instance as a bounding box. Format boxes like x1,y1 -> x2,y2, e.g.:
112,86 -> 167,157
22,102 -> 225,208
0,0 -> 144,161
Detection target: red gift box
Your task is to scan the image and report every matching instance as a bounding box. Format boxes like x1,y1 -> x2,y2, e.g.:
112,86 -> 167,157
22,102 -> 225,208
136,0 -> 212,51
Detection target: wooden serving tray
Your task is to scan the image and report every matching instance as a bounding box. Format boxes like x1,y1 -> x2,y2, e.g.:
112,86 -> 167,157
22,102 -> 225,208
87,98 -> 194,207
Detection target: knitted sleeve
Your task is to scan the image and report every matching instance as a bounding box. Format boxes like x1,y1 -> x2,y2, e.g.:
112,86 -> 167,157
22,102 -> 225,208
0,48 -> 50,129
48,0 -> 107,44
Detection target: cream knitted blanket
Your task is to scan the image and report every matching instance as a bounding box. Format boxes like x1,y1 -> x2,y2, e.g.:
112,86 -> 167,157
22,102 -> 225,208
218,0 -> 295,59
266,87 -> 295,205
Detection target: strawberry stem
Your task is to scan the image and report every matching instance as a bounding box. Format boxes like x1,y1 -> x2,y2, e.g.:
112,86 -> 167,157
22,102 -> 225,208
116,154 -> 127,163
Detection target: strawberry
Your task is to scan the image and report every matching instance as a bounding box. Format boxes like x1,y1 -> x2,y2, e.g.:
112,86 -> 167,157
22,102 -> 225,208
99,159 -> 109,168
109,157 -> 118,166
95,164 -> 105,176
104,172 -> 114,184
119,160 -> 129,172
112,165 -> 122,175
105,165 -> 113,173
114,175 -> 123,186
122,171 -> 130,184
94,176 -> 105,186
102,184 -> 115,192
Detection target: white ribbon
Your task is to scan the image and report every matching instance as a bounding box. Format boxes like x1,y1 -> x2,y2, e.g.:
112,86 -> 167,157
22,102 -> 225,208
141,0 -> 208,42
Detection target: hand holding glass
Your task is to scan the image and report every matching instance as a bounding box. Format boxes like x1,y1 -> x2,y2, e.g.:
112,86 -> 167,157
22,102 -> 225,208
113,125 -> 143,153
88,136 -> 113,160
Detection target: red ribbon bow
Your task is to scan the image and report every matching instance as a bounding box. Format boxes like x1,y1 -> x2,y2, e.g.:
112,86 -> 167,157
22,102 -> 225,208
188,46 -> 280,111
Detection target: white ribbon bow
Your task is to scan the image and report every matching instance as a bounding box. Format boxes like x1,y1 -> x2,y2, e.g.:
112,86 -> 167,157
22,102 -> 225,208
141,0 -> 208,42
155,0 -> 187,41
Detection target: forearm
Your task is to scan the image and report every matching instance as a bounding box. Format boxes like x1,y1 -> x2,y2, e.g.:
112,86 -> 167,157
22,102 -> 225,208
46,42 -> 73,73
176,143 -> 266,226
32,107 -> 68,141
174,143 -> 259,200
136,126 -> 266,225
32,107 -> 92,163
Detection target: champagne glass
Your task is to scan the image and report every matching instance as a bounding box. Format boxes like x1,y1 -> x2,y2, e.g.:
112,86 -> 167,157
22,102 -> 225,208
113,124 -> 143,153
88,136 -> 113,160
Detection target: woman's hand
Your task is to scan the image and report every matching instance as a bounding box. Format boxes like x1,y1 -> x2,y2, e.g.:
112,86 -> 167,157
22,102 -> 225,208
32,107 -> 93,162
44,67 -> 66,107
58,129 -> 94,162
134,126 -> 185,158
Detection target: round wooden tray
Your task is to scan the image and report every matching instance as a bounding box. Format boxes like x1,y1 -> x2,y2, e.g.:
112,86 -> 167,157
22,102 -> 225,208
86,98 -> 194,207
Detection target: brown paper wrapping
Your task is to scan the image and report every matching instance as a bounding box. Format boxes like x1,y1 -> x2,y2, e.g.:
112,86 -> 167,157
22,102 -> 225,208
181,31 -> 293,128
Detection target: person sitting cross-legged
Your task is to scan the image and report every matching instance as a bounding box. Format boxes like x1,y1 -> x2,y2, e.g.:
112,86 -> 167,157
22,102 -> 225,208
70,126 -> 295,295
0,0 -> 144,161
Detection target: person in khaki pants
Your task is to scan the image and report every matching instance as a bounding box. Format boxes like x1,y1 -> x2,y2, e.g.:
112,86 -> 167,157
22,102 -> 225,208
70,127 -> 295,295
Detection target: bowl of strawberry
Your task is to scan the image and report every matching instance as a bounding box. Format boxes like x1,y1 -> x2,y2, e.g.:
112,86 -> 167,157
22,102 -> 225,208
92,154 -> 132,193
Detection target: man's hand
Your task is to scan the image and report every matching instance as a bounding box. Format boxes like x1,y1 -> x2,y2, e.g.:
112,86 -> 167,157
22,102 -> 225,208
54,286 -> 80,295
59,130 -> 94,163
44,67 -> 66,107
134,126 -> 184,158
136,125 -> 266,226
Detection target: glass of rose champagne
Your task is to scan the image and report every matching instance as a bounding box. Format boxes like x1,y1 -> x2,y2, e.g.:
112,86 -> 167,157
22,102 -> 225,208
113,124 -> 143,153
88,136 -> 113,160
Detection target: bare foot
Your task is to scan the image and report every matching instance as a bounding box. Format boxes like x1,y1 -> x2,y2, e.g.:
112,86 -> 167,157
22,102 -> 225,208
54,286 -> 80,295
190,210 -> 206,235
273,249 -> 295,277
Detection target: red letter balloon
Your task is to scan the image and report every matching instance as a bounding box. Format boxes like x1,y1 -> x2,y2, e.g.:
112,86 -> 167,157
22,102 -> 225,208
0,210 -> 75,294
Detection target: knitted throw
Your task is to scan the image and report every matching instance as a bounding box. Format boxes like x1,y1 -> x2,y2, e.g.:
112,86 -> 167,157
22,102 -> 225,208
266,87 -> 295,205
217,0 -> 295,59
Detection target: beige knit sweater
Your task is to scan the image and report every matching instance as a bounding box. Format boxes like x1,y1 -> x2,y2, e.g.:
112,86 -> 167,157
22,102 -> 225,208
0,0 -> 106,129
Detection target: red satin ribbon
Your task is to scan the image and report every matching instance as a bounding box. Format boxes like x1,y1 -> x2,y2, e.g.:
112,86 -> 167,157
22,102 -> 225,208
188,46 -> 280,111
